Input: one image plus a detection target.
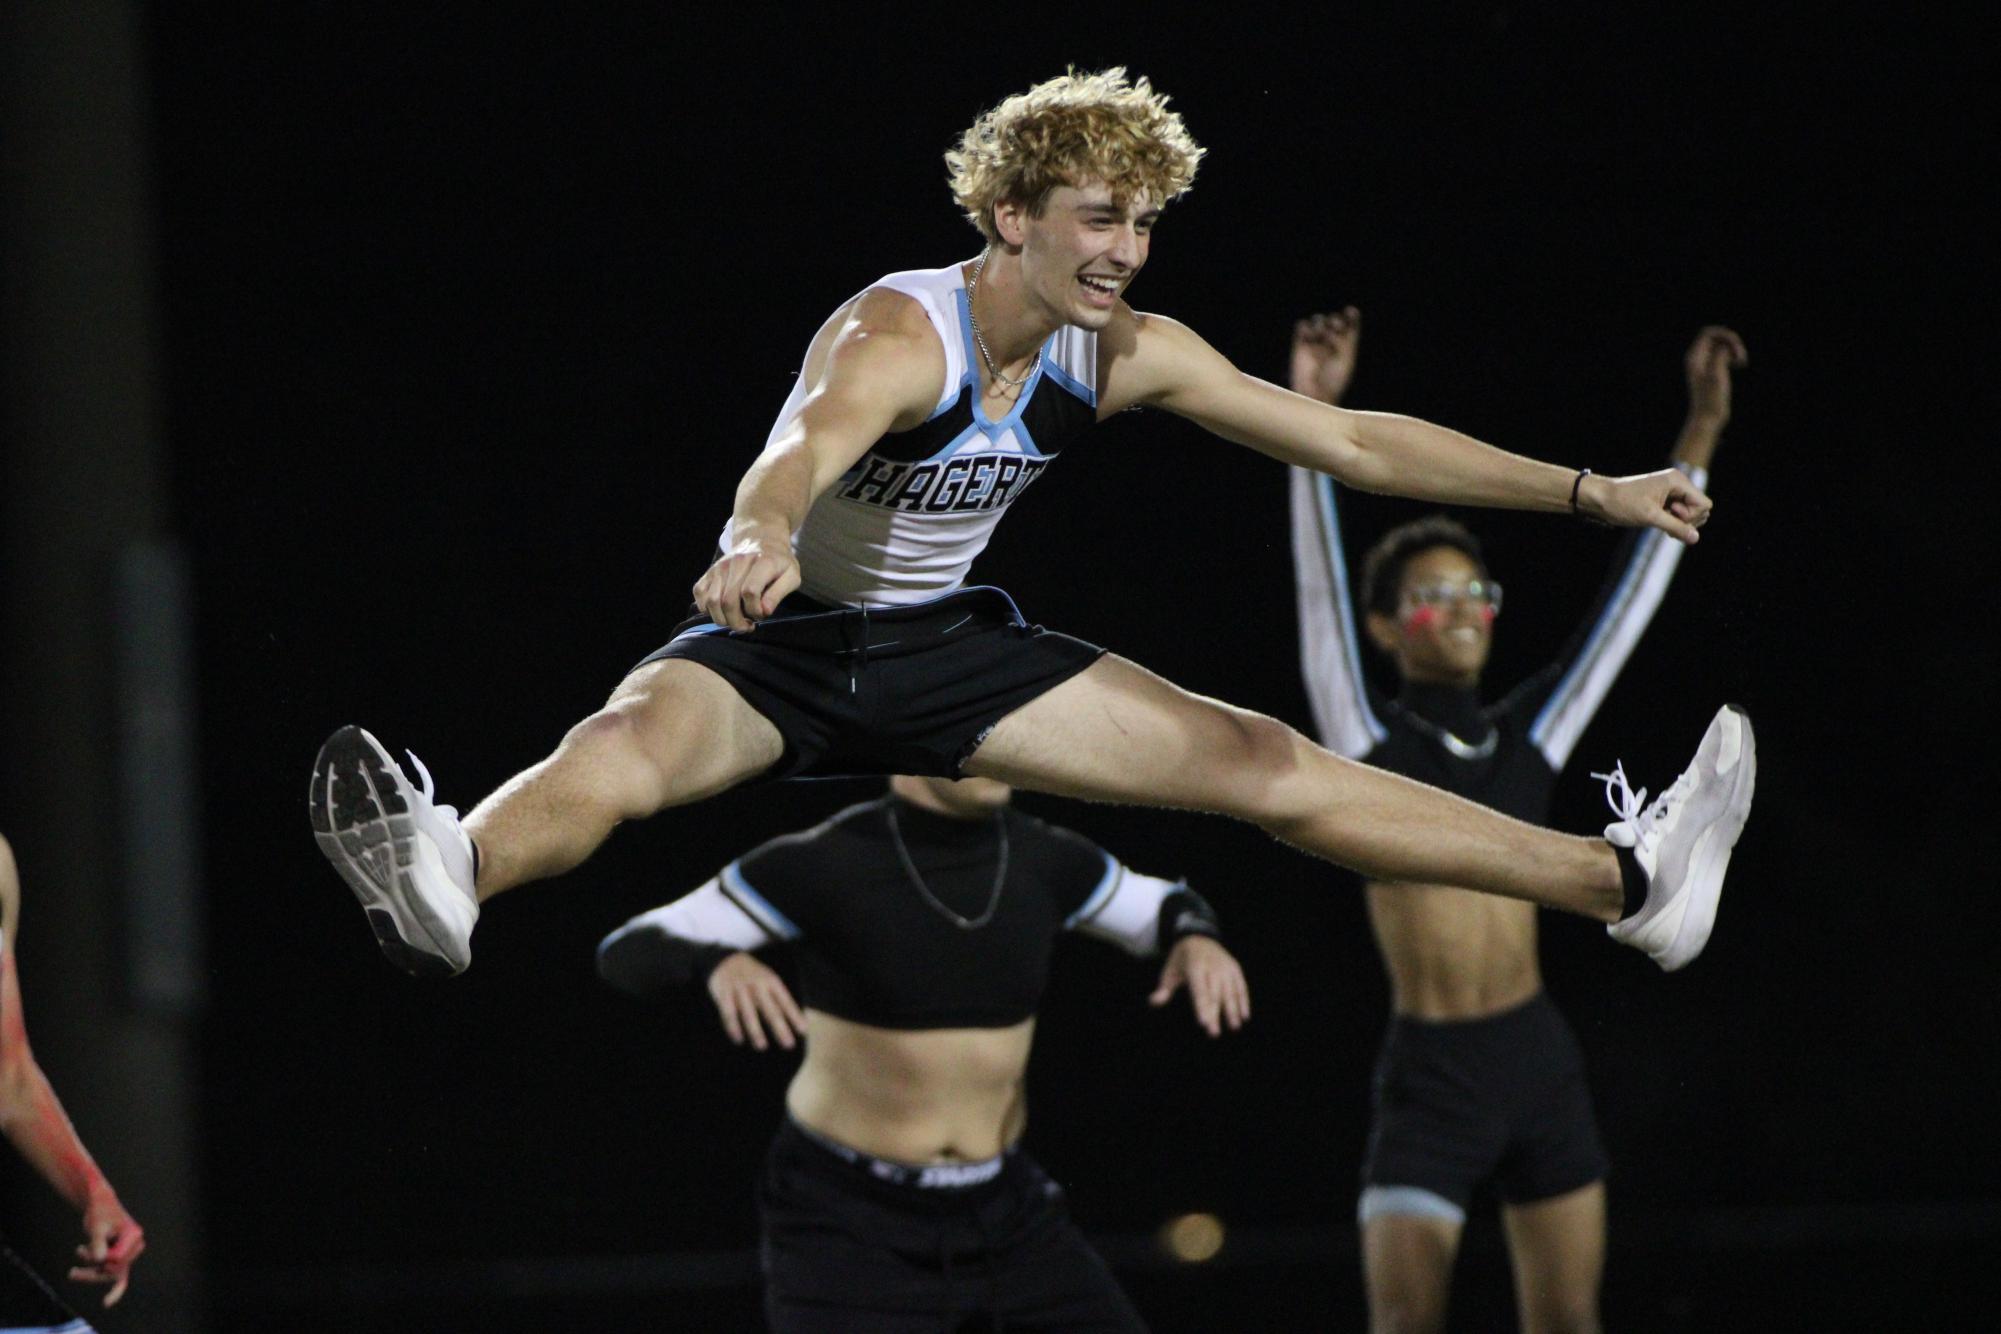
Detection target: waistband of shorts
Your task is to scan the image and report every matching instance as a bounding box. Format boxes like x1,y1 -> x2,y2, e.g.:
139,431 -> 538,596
1388,989 -> 1555,1039
671,585 -> 1027,658
780,1116 -> 1013,1192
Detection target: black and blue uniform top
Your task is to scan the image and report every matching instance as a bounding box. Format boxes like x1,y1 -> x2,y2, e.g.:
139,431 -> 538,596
722,263 -> 1102,608
1288,463 -> 1710,809
598,796 -> 1219,1030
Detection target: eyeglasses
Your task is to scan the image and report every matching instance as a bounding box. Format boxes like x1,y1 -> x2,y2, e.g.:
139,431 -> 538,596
1400,578 -> 1503,615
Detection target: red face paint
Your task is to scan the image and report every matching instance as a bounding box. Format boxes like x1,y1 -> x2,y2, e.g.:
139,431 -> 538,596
1479,605 -> 1497,625
1402,605 -> 1440,635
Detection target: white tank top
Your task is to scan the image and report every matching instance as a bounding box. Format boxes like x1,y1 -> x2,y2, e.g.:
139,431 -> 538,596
722,263 -> 1101,607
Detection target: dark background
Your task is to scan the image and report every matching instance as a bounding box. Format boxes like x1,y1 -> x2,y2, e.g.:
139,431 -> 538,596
3,6 -> 1994,1331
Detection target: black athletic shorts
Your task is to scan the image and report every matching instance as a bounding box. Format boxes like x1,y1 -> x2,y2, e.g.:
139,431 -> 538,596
758,1118 -> 1147,1333
638,585 -> 1106,781
0,1239 -> 90,1332
1362,991 -> 1609,1212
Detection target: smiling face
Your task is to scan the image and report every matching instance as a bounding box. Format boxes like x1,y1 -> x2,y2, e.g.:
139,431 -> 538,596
1365,545 -> 1499,687
994,182 -> 1156,331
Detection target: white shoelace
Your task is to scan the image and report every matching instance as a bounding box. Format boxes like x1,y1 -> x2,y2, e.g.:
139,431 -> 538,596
1592,760 -> 1689,845
403,750 -> 463,824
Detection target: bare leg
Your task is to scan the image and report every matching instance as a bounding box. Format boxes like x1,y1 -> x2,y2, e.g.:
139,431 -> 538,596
964,655 -> 1623,920
1363,1213 -> 1461,1334
1502,1183 -> 1606,1334
465,659 -> 783,900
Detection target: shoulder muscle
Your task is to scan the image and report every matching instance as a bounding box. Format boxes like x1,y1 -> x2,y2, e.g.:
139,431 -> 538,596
796,287 -> 946,433
1094,304 -> 1202,415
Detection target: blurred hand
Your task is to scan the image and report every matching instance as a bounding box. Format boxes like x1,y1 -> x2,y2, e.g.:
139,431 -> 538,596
1289,306 -> 1362,405
707,951 -> 805,1051
70,1190 -> 143,1307
1684,325 -> 1748,425
1150,936 -> 1251,1038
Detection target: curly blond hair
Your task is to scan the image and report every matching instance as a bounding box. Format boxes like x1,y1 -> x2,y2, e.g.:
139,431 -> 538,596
946,67 -> 1205,242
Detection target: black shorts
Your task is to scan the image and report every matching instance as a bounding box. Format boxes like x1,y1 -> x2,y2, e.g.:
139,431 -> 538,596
0,1240 -> 89,1332
638,586 -> 1106,781
758,1118 -> 1146,1333
1362,991 -> 1609,1213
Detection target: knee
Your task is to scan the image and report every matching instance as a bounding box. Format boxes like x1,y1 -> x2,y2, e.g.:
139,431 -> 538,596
557,702 -> 673,810
561,701 -> 646,759
1204,710 -> 1317,817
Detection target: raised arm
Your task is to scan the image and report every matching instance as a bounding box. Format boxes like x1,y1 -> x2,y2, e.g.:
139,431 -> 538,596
1525,326 -> 1747,769
1100,305 -> 1712,544
1287,308 -> 1387,758
596,869 -> 805,1051
0,835 -> 145,1309
694,287 -> 947,629
1670,325 -> 1746,476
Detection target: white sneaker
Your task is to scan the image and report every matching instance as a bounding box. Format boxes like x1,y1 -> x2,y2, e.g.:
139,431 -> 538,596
1597,704 -> 1756,972
309,725 -> 479,976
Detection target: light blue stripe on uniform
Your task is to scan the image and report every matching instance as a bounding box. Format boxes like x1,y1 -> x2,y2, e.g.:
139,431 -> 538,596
1063,851 -> 1122,928
953,289 -> 1051,433
720,862 -> 802,940
980,352 -> 1049,432
1530,461 -> 1703,750
1040,356 -> 1096,407
1315,473 -> 1387,745
1358,1184 -> 1466,1225
1529,529 -> 1660,747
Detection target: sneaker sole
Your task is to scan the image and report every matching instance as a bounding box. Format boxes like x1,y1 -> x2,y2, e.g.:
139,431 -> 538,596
1658,705 -> 1757,971
309,725 -> 462,978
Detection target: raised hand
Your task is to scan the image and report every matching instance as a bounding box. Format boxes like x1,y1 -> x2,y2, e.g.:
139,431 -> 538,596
1289,306 -> 1363,405
1685,325 -> 1748,425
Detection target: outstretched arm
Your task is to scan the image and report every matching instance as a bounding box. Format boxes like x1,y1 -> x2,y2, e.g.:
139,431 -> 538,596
0,836 -> 145,1308
1670,325 -> 1746,476
596,873 -> 806,1051
1524,326 -> 1747,769
1288,308 -> 1387,758
1103,307 -> 1712,543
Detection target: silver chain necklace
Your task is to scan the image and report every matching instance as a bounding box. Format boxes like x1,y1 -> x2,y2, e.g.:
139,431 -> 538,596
1391,703 -> 1499,761
967,251 -> 1040,391
885,804 -> 1010,931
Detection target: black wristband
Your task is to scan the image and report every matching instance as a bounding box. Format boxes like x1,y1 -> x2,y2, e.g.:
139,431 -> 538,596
597,930 -> 739,997
1157,886 -> 1222,951
1569,468 -> 1592,517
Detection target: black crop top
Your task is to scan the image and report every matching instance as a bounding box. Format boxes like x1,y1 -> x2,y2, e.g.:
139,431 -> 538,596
597,796 -> 1218,1030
